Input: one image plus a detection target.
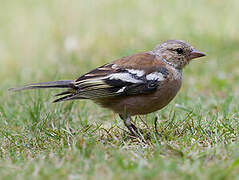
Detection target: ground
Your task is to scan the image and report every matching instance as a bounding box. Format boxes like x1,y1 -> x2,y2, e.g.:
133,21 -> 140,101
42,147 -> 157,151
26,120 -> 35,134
0,0 -> 239,179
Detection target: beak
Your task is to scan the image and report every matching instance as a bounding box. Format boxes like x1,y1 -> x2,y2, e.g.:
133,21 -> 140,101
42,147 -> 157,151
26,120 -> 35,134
189,49 -> 206,60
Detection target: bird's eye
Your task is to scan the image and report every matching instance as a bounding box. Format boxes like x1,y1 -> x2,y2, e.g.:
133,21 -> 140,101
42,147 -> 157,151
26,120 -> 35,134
176,48 -> 183,54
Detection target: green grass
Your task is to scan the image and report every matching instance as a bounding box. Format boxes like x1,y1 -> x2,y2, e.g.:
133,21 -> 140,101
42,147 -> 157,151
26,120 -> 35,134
1,0 -> 239,179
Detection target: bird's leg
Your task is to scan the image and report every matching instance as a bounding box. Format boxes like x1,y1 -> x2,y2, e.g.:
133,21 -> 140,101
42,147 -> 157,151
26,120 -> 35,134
119,114 -> 139,137
154,116 -> 160,137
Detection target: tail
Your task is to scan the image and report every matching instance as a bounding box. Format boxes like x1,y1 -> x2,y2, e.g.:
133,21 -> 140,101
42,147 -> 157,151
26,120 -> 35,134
8,80 -> 84,103
9,80 -> 74,91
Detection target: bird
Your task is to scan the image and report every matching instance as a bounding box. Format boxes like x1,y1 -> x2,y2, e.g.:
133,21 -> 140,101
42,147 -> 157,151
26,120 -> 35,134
9,40 -> 206,138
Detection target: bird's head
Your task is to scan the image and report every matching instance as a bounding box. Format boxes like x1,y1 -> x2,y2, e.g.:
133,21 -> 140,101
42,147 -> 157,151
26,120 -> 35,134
153,40 -> 206,69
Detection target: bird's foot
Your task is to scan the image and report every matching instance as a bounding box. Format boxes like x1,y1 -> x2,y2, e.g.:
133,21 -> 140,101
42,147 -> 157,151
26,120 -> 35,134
125,123 -> 152,143
120,114 -> 151,143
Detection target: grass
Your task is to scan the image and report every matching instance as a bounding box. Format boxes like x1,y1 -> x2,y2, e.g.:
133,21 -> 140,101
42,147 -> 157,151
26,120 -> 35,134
0,0 -> 239,179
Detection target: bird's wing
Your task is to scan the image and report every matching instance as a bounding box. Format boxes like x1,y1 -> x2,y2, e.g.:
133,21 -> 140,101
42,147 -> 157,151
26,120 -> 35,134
54,52 -> 169,102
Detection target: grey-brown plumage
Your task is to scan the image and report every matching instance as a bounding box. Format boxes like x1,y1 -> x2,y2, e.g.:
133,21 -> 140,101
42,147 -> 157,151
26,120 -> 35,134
9,40 -> 206,138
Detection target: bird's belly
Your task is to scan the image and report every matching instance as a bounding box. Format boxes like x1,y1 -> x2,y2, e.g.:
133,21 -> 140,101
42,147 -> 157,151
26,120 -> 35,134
95,79 -> 182,116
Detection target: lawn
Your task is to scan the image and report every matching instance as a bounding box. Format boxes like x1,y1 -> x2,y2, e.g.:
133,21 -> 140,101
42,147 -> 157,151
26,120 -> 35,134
0,0 -> 239,179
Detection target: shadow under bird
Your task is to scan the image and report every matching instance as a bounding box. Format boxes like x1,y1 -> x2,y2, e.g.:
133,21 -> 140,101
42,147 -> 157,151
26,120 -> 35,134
10,40 -> 206,138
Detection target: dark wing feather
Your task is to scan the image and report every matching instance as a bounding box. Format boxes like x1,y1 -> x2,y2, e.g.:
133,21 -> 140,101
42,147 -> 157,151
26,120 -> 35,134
54,52 -> 169,102
54,68 -> 163,102
123,81 -> 159,95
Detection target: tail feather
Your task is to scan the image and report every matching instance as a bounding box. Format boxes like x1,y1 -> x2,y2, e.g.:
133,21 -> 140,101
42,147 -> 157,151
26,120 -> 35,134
9,80 -> 100,103
53,94 -> 87,103
9,80 -> 74,91
55,90 -> 73,96
53,94 -> 73,103
9,80 -> 90,103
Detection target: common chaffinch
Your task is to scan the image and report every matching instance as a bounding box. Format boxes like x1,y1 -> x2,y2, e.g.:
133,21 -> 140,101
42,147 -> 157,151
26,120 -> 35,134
10,40 -> 206,138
